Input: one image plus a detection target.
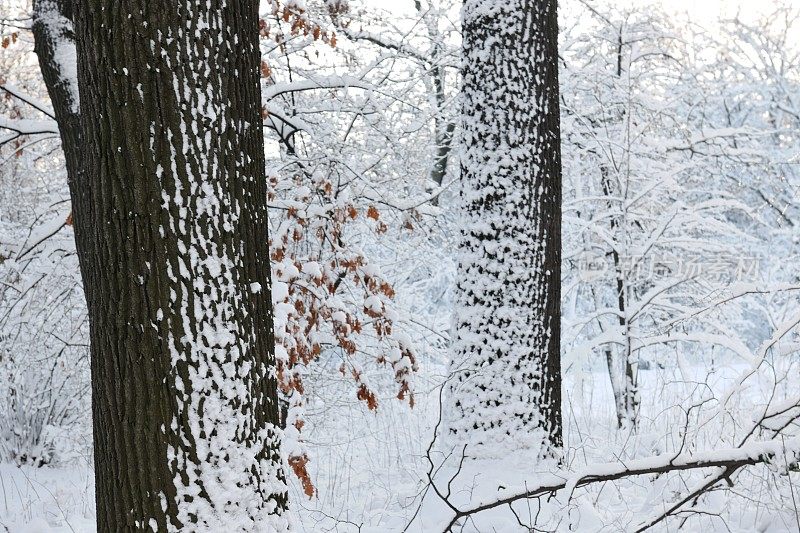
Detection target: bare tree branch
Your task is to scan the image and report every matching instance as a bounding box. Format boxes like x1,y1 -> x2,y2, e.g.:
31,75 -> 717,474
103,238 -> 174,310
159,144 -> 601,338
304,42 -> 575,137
440,437 -> 800,532
0,82 -> 56,119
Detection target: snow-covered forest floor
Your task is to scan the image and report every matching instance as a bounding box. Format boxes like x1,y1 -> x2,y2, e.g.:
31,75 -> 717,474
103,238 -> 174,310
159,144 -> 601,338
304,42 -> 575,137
2,362 -> 798,532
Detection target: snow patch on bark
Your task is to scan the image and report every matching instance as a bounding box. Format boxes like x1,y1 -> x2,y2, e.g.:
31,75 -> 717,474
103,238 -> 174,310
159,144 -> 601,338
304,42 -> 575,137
34,0 -> 79,114
150,3 -> 290,531
447,0 -> 562,458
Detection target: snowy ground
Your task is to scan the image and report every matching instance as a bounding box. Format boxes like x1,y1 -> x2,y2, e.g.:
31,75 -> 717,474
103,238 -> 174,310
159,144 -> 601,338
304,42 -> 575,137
0,463 -> 94,533
1,361 -> 797,532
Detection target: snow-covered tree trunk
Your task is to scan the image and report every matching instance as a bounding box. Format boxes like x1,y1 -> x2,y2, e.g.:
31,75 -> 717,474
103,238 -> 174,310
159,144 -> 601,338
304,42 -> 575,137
448,0 -> 563,455
73,1 -> 289,530
601,167 -> 639,431
417,2 -> 456,188
31,0 -> 80,184
604,32 -> 639,431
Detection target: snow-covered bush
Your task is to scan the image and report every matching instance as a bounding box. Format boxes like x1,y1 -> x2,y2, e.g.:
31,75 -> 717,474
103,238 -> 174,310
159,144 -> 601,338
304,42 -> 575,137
0,220 -> 90,466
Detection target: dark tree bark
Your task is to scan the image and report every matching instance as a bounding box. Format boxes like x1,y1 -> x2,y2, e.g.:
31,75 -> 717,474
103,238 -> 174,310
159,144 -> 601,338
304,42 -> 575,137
70,1 -> 289,530
31,0 -> 81,186
448,0 -> 563,454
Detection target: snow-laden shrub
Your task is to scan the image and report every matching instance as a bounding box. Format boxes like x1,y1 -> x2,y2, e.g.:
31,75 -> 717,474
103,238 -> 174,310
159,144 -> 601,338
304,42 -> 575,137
0,220 -> 90,466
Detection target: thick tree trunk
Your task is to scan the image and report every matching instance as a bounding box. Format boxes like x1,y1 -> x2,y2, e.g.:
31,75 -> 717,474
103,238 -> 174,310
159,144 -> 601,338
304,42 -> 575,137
72,2 -> 288,530
448,0 -> 563,455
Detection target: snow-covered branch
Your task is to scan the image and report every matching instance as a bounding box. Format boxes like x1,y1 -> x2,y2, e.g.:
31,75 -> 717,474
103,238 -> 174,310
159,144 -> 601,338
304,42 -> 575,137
262,75 -> 372,101
0,117 -> 60,137
441,437 -> 800,532
0,83 -> 56,119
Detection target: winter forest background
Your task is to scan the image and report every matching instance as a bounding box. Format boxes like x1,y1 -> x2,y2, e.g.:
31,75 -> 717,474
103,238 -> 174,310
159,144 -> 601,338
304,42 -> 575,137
1,0 -> 799,531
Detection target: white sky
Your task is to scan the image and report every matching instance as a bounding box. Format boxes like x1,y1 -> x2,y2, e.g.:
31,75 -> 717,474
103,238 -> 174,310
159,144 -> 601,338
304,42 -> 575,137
366,0 -> 772,23
637,0 -> 771,23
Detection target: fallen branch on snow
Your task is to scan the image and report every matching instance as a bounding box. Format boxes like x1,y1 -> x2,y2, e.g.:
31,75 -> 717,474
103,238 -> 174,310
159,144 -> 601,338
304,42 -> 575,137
441,436 -> 800,532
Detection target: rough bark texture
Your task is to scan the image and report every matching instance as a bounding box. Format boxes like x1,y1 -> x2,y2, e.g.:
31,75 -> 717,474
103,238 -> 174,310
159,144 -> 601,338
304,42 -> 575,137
448,0 -> 563,455
72,2 -> 288,531
31,0 -> 81,185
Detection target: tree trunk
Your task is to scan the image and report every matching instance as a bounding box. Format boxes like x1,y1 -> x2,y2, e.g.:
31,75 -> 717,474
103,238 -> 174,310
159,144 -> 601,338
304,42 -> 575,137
420,3 -> 455,189
31,0 -> 81,185
448,0 -> 563,455
72,1 -> 289,530
602,29 -> 638,431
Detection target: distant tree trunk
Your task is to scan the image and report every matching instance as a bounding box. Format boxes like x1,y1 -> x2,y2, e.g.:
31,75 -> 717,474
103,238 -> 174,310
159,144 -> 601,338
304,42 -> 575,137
72,1 -> 289,530
428,77 -> 456,188
448,0 -> 563,455
601,169 -> 638,430
425,16 -> 455,189
412,1 -> 455,190
603,29 -> 638,431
